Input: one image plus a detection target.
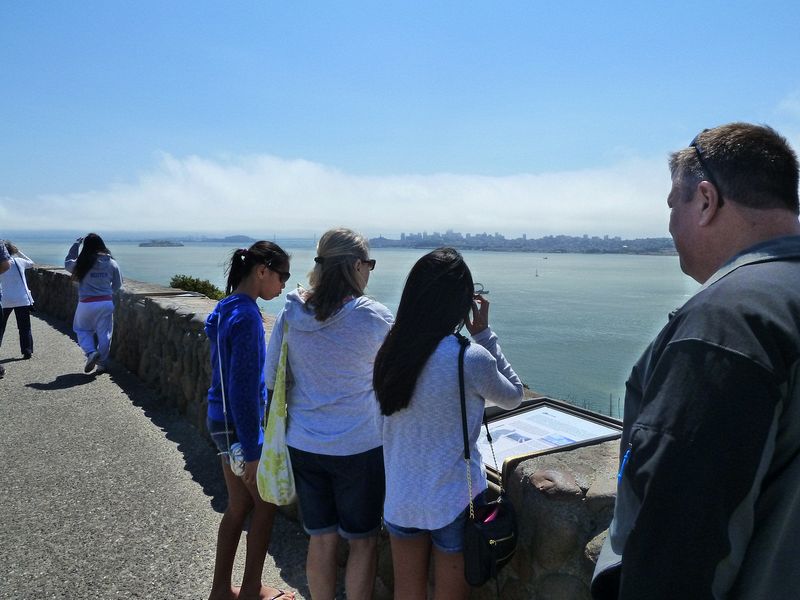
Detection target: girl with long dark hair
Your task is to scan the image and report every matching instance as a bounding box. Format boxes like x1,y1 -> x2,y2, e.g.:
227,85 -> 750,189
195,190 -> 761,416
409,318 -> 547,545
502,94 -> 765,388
374,247 -> 523,600
64,233 -> 123,373
204,241 -> 294,600
264,228 -> 393,600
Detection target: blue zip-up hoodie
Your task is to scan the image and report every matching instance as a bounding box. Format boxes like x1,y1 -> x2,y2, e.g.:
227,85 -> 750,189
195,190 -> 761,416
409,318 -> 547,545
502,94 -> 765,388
205,294 -> 267,462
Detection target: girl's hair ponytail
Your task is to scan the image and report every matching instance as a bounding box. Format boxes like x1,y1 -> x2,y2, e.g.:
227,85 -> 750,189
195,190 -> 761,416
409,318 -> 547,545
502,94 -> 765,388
225,241 -> 289,295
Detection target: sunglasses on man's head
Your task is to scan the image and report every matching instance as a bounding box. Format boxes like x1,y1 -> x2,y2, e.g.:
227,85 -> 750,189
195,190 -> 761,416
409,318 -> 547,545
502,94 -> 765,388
689,130 -> 724,206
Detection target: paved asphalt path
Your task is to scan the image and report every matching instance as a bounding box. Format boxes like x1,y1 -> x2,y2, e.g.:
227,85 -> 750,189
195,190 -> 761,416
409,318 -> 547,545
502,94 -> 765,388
0,314 -> 312,600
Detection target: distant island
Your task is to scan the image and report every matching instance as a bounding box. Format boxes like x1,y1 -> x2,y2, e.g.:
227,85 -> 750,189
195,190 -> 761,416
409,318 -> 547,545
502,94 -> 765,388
369,231 -> 675,255
199,235 -> 257,244
139,240 -> 184,247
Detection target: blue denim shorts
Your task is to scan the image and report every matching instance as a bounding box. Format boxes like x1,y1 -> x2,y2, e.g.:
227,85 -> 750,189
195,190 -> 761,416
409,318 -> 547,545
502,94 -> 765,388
207,416 -> 238,464
384,492 -> 487,553
288,445 -> 385,539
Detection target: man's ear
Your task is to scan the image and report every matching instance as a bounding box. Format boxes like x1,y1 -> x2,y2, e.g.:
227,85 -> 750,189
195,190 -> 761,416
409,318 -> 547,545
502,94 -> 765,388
697,181 -> 722,227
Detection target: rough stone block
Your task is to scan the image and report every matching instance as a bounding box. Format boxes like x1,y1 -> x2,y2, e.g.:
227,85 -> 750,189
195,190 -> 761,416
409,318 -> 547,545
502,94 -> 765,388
531,468 -> 583,499
537,573 -> 590,600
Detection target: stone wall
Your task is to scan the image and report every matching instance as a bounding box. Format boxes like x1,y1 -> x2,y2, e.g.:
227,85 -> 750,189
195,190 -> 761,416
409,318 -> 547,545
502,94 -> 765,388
25,265 -> 253,429
25,266 -> 619,599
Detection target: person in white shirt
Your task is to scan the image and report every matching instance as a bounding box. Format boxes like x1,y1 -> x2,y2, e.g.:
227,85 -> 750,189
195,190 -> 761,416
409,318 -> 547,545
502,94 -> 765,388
0,241 -> 35,359
0,239 -> 9,378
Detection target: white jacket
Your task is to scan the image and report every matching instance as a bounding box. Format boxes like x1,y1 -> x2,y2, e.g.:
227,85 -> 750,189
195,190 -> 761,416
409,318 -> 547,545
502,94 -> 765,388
0,253 -> 34,309
265,288 -> 394,456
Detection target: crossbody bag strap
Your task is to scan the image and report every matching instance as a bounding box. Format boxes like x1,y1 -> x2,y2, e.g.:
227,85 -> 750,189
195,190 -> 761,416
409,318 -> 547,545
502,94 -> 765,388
455,333 -> 476,519
457,332 -> 505,521
216,320 -> 234,456
264,319 -> 289,429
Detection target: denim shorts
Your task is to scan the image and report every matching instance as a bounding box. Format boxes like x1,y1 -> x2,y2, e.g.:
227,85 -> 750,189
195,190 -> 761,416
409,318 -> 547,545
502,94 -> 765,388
288,445 -> 385,539
207,416 -> 238,464
384,492 -> 488,553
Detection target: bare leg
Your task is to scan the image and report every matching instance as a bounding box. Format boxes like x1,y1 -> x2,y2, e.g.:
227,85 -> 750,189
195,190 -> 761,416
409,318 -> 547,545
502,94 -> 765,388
238,477 -> 281,600
432,548 -> 469,600
306,531 -> 339,600
344,536 -> 378,600
209,460 -> 254,600
390,534 -> 431,600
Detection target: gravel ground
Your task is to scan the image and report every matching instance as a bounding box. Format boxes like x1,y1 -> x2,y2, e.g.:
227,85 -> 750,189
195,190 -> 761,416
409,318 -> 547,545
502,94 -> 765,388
0,313 -> 311,600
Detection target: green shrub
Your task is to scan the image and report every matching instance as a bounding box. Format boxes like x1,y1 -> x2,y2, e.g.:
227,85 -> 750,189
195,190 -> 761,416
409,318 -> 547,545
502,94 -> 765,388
170,274 -> 224,300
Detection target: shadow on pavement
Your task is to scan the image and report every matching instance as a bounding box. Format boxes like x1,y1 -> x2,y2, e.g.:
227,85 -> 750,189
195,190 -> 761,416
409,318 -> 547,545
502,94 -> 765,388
106,366 -> 312,597
29,312 -> 312,597
0,356 -> 30,364
26,372 -> 96,390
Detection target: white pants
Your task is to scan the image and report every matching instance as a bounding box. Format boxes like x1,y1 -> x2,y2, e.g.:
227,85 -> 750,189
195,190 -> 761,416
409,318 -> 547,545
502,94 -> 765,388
73,300 -> 115,363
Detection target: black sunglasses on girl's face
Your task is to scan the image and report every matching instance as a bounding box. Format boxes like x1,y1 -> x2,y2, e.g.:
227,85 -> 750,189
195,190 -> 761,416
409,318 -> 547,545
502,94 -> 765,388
361,258 -> 377,271
266,261 -> 290,283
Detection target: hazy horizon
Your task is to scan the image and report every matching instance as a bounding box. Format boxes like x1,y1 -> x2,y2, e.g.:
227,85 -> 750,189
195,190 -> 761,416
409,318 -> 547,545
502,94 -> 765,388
2,228 -> 673,243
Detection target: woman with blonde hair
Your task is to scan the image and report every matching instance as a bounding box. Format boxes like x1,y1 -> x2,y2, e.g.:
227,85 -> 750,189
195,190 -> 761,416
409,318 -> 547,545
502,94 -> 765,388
265,228 -> 393,600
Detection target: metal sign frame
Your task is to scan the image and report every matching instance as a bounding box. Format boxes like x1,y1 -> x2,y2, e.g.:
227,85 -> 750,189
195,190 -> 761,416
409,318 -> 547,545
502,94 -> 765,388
481,396 -> 622,486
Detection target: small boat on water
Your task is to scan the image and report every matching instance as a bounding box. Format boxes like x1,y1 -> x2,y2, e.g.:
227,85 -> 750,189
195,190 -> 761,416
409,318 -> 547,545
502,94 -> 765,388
139,240 -> 184,247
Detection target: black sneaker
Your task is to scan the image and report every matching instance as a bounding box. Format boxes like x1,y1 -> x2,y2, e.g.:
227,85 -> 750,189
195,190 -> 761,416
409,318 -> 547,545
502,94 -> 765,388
84,351 -> 100,373
22,353 -> 32,360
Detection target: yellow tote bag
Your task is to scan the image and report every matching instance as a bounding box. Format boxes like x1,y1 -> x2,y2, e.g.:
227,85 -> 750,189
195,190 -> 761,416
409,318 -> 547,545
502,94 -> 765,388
257,323 -> 296,505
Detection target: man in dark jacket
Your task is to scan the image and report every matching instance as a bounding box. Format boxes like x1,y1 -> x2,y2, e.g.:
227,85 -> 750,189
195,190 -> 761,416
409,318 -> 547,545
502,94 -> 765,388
592,123 -> 800,599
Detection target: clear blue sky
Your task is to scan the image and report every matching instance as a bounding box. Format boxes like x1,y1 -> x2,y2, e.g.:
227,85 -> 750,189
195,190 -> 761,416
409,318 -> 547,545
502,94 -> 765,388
2,1 -> 799,237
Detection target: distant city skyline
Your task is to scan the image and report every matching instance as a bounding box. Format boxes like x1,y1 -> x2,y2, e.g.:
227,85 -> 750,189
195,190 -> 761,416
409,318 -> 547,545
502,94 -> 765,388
2,2 -> 799,236
370,229 -> 675,255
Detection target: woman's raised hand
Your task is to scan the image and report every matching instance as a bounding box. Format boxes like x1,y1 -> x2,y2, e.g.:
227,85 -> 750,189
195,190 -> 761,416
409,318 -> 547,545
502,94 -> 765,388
464,295 -> 489,336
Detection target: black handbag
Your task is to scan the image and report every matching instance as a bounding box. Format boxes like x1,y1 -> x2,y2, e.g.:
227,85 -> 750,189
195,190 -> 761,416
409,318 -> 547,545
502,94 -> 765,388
456,334 -> 518,588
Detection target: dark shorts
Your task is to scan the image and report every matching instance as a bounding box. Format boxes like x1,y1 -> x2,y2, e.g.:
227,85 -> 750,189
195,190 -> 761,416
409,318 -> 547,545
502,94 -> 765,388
207,416 -> 238,464
383,491 -> 488,553
289,445 -> 385,539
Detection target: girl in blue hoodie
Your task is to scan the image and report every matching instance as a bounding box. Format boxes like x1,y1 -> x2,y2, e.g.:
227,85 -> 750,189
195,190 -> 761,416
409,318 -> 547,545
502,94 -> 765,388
205,241 -> 293,600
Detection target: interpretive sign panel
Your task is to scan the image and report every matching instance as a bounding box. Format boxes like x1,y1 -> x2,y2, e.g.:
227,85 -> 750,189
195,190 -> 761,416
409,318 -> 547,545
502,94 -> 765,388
478,397 -> 622,485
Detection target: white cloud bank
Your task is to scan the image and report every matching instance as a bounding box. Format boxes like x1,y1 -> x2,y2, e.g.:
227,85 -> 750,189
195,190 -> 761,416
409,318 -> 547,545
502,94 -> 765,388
0,153 -> 674,238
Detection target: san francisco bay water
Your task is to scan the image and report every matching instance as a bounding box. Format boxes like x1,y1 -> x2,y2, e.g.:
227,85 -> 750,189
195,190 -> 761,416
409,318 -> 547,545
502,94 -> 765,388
13,239 -> 700,417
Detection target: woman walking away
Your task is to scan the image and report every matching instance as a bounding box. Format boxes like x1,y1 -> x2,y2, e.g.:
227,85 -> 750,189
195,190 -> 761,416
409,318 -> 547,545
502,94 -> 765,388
374,247 -> 524,600
265,228 -> 393,600
0,241 -> 35,359
64,234 -> 123,374
205,242 -> 294,600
